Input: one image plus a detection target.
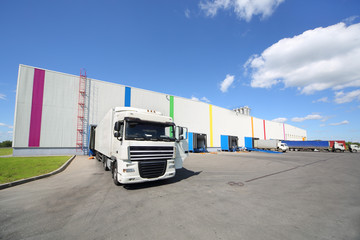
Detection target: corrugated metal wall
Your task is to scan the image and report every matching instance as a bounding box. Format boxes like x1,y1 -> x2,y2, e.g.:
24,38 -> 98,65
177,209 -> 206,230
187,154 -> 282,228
13,65 -> 307,154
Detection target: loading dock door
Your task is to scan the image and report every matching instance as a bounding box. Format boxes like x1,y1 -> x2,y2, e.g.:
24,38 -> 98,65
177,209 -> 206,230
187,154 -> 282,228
89,125 -> 97,156
189,132 -> 207,152
221,135 -> 238,151
229,136 -> 238,150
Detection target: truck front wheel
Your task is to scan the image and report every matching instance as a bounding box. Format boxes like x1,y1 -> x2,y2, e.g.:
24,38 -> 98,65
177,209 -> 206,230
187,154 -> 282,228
113,162 -> 121,186
103,157 -> 109,171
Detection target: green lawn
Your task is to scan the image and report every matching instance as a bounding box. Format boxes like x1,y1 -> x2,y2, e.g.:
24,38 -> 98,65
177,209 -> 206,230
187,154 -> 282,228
0,148 -> 13,156
0,156 -> 71,184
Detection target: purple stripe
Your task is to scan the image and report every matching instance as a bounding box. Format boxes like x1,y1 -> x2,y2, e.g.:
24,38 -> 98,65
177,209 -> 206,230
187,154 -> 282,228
28,69 -> 45,147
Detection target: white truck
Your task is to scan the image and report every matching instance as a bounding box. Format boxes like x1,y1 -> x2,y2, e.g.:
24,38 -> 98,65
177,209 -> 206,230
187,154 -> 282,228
93,107 -> 188,185
254,139 -> 289,152
349,144 -> 360,153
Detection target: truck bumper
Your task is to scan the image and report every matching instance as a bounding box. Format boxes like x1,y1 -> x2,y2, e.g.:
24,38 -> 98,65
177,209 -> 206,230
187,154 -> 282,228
118,170 -> 176,184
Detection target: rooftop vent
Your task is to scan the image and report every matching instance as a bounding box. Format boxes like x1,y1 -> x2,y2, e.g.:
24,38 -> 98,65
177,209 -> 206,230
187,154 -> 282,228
233,106 -> 251,116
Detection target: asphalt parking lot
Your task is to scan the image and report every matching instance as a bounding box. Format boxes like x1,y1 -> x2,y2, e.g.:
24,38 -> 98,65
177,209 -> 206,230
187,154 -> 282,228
1,151 -> 359,240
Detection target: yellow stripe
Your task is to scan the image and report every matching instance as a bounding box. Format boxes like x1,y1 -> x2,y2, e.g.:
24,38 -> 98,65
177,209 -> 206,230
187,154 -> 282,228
209,105 -> 213,147
251,117 -> 254,138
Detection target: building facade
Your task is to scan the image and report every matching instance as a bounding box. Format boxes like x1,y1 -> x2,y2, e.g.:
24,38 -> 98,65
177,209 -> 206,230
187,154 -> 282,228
13,65 -> 307,156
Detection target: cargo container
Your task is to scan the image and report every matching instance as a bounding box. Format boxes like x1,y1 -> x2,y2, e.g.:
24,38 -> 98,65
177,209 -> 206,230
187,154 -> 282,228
282,140 -> 345,152
254,139 -> 289,152
282,140 -> 328,151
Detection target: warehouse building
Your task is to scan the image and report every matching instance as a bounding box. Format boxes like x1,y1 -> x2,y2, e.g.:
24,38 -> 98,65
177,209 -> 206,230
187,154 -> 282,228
12,65 -> 307,156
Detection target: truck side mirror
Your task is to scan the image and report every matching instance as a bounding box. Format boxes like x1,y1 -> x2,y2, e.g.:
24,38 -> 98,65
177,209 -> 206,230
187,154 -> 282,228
114,132 -> 121,138
114,121 -> 121,131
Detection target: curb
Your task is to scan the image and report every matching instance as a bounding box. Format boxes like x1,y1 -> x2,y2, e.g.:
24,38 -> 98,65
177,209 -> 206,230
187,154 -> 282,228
0,155 -> 76,190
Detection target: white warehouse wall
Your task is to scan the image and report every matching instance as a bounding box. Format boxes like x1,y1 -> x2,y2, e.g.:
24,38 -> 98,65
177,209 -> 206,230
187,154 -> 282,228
13,65 -> 307,155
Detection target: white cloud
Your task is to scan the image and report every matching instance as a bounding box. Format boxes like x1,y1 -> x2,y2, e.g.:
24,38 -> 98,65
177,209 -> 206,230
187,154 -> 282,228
343,15 -> 359,25
199,0 -> 284,22
220,74 -> 235,93
185,9 -> 191,19
0,123 -> 13,129
320,116 -> 333,122
334,89 -> 360,104
291,114 -> 323,122
245,22 -> 360,94
0,94 -> 6,100
272,117 -> 287,123
329,120 -> 349,126
201,97 -> 211,103
312,97 -> 329,103
191,96 -> 199,101
191,96 -> 211,103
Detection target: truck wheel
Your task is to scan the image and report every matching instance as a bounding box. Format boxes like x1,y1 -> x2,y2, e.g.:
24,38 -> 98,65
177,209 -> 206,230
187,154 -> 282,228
113,162 -> 121,186
103,157 -> 109,171
353,150 -> 357,153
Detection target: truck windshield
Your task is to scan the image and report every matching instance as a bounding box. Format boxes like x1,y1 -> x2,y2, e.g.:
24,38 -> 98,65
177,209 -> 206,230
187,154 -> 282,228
125,121 -> 175,141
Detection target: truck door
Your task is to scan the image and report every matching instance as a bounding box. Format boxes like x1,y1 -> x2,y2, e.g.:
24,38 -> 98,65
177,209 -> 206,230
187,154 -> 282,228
175,126 -> 188,169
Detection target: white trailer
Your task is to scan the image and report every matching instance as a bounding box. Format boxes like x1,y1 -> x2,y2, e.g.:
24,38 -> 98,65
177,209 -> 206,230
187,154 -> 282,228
93,107 -> 188,185
254,139 -> 289,152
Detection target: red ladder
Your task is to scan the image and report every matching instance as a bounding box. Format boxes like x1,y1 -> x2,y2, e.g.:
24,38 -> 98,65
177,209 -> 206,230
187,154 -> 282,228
76,69 -> 87,152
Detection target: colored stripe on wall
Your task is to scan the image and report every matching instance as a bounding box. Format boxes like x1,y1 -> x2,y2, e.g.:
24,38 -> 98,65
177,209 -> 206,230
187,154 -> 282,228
169,95 -> 174,120
125,87 -> 131,107
263,120 -> 266,140
251,117 -> 254,138
209,105 -> 213,147
28,68 -> 45,147
188,132 -> 193,151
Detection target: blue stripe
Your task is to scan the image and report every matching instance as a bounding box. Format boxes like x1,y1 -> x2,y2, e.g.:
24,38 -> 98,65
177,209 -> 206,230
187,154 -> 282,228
221,135 -> 229,150
125,87 -> 131,107
188,132 -> 193,152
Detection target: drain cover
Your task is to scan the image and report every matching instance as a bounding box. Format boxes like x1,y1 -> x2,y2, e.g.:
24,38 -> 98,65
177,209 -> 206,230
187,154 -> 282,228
227,181 -> 244,187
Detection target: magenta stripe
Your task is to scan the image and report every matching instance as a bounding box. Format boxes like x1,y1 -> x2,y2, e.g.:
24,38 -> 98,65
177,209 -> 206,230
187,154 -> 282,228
28,69 -> 45,147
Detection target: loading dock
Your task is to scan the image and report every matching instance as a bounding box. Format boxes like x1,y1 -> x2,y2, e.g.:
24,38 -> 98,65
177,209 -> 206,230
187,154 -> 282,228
89,125 -> 97,155
188,132 -> 207,152
244,137 -> 259,149
221,135 -> 239,151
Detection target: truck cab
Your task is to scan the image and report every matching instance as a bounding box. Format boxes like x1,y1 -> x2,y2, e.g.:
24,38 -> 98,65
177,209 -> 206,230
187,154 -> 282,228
278,142 -> 289,152
94,107 -> 188,185
333,141 -> 345,152
349,144 -> 360,153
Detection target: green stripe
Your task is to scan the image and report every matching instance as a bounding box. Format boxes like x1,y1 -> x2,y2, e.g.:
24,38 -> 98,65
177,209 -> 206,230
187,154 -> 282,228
170,96 -> 174,120
170,96 -> 174,137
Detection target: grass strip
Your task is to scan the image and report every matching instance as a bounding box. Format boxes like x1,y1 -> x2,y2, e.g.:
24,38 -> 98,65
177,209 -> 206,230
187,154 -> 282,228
0,156 -> 70,184
0,148 -> 12,156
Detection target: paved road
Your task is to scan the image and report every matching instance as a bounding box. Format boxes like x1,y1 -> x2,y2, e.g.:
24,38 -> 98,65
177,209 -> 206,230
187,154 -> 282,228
1,152 -> 359,240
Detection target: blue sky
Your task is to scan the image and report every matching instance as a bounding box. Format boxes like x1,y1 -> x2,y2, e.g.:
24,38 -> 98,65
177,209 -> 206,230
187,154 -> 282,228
1,0 -> 360,142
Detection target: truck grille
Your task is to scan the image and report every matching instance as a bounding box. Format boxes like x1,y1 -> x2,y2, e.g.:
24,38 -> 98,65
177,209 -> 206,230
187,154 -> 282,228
138,160 -> 167,179
129,146 -> 174,161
